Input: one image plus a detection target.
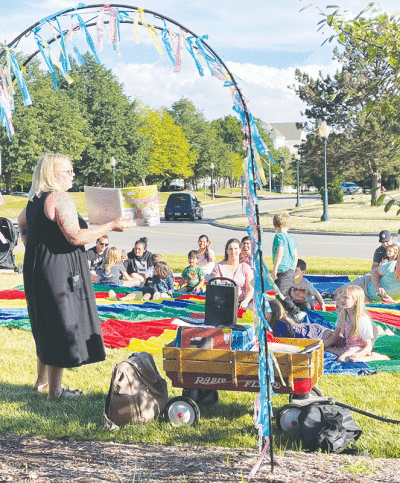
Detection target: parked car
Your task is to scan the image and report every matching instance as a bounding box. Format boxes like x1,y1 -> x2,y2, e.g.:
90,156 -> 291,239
164,193 -> 203,221
12,191 -> 28,197
339,182 -> 362,195
308,186 -> 318,192
159,184 -> 185,192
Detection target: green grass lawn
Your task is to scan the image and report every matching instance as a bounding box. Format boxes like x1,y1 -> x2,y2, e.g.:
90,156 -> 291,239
0,327 -> 399,458
1,218 -> 398,457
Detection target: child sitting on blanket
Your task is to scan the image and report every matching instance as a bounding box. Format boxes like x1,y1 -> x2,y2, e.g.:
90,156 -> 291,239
324,286 -> 390,362
266,299 -> 333,342
178,250 -> 205,293
289,259 -> 326,312
94,247 -> 139,287
115,260 -> 174,301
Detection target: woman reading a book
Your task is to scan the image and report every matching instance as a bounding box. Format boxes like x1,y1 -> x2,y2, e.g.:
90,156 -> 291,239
18,153 -> 133,400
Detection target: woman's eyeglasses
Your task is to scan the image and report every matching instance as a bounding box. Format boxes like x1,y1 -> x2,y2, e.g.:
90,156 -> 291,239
59,169 -> 74,176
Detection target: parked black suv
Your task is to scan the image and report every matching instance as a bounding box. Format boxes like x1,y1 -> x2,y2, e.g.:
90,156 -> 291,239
164,193 -> 203,221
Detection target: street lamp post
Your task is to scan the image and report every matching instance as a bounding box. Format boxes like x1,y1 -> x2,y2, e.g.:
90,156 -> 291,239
110,156 -> 117,189
280,168 -> 284,194
273,174 -> 276,192
295,153 -> 301,207
319,121 -> 331,221
210,163 -> 215,200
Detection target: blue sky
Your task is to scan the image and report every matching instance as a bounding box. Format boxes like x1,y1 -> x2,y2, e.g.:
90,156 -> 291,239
1,0 -> 399,122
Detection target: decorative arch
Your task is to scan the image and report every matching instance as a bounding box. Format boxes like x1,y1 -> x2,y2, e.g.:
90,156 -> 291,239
0,4 -> 275,471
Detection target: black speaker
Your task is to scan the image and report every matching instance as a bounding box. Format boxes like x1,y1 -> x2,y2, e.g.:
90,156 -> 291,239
204,277 -> 239,327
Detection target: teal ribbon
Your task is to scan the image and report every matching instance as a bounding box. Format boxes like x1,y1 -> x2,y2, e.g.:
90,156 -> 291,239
185,36 -> 204,76
71,11 -> 100,63
161,24 -> 176,65
9,52 -> 32,106
34,29 -> 58,89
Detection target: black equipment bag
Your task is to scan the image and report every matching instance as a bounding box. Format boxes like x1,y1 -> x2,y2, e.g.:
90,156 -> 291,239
298,404 -> 362,453
204,277 -> 239,327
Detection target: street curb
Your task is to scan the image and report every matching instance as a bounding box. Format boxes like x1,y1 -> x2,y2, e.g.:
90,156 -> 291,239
211,220 -> 379,237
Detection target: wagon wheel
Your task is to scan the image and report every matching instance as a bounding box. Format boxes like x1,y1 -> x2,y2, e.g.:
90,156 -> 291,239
182,388 -> 219,405
164,396 -> 200,426
276,404 -> 303,432
289,386 -> 323,403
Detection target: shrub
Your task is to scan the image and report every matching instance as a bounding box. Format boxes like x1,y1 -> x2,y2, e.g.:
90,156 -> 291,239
320,178 -> 343,205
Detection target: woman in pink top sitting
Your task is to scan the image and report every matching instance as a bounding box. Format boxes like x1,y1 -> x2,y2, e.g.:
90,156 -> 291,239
211,238 -> 254,310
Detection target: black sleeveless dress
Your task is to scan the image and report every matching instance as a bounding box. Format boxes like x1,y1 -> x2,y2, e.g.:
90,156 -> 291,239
23,193 -> 106,368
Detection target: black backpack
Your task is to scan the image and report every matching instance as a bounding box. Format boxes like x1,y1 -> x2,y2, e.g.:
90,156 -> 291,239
298,404 -> 362,453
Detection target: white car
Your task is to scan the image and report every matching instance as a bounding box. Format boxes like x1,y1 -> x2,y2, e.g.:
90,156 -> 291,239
340,182 -> 362,195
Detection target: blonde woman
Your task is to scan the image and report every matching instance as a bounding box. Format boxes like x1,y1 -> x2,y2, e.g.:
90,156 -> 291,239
18,154 -> 133,400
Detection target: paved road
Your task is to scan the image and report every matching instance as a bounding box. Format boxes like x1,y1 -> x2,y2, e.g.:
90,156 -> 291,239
105,195 -> 381,261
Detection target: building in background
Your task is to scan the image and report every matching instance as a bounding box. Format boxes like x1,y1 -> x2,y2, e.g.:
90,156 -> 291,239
264,122 -> 306,155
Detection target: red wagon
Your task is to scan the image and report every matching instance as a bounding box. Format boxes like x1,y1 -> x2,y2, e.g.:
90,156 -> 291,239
162,337 -> 324,425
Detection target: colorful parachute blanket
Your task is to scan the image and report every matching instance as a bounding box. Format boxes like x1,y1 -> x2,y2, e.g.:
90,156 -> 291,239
1,282 -> 400,370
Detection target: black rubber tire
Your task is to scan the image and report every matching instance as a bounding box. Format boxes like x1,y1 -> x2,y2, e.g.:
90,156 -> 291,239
165,214 -> 170,221
182,388 -> 218,405
164,396 -> 200,426
198,210 -> 203,220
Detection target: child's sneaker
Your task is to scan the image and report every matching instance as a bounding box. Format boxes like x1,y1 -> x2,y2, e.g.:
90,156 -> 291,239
135,291 -> 143,300
153,292 -> 161,300
109,290 -> 118,301
161,292 -> 171,298
294,311 -> 307,323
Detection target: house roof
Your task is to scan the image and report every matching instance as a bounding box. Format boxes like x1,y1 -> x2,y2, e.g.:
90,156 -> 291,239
267,122 -> 304,142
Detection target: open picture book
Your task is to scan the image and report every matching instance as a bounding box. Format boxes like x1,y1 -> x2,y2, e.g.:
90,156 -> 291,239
84,186 -> 160,226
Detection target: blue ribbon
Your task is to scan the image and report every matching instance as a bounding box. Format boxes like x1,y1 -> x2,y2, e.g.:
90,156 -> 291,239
194,35 -> 217,76
9,52 -> 32,106
185,36 -> 204,76
71,11 -> 100,64
0,100 -> 12,140
55,17 -> 71,73
34,29 -> 58,89
161,25 -> 176,65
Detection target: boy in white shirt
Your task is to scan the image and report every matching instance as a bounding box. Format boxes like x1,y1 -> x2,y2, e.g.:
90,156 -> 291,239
289,259 -> 326,312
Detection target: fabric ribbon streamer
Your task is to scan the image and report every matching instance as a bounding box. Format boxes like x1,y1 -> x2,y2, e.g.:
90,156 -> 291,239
71,11 -> 101,64
173,28 -> 184,73
65,24 -> 86,67
34,30 -> 73,89
184,36 -> 204,76
97,6 -> 121,55
161,24 -> 176,65
133,8 -> 163,54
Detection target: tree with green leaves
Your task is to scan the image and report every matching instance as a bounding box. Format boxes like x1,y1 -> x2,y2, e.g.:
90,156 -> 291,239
59,55 -> 147,187
304,3 -> 400,122
293,26 -> 400,204
168,98 -> 228,188
139,107 -> 195,184
0,62 -> 89,193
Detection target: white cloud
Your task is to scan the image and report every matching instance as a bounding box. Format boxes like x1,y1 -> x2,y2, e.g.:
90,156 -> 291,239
114,56 -> 339,122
